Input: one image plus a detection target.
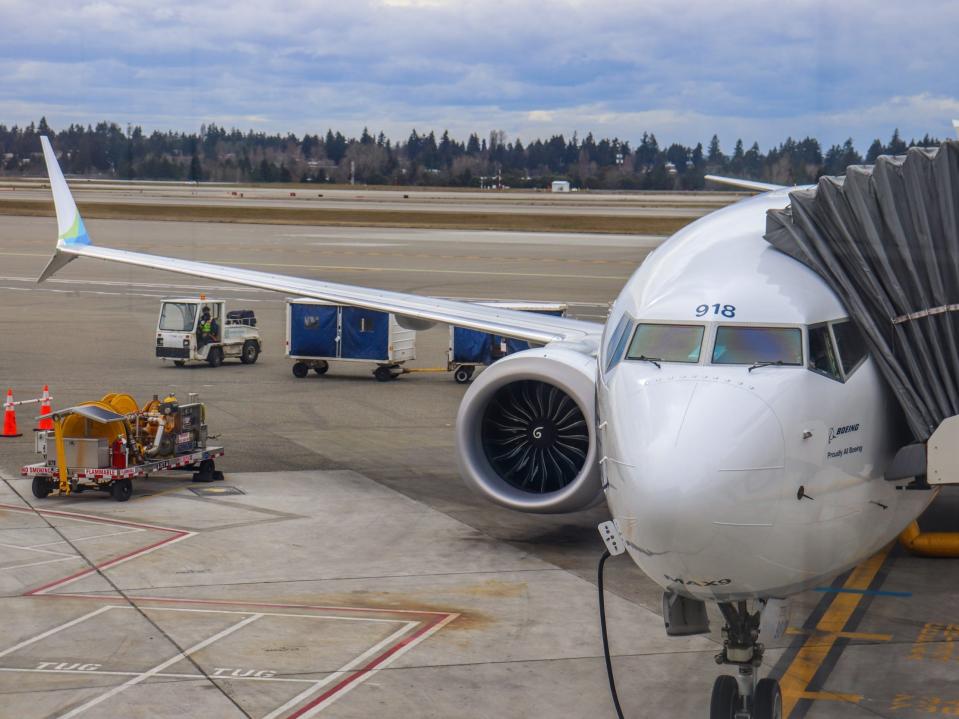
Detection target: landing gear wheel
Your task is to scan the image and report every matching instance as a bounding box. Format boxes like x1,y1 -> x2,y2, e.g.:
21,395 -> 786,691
374,366 -> 393,382
207,346 -> 224,368
710,675 -> 740,719
753,678 -> 782,719
292,361 -> 309,378
453,366 -> 474,384
32,476 -> 52,499
173,360 -> 186,367
111,478 -> 133,502
313,361 -> 329,376
240,340 -> 259,364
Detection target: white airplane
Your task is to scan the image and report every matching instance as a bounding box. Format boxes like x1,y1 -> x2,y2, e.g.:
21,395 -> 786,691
37,137 -> 935,719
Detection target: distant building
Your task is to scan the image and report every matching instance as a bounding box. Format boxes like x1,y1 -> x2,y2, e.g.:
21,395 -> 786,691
551,180 -> 571,193
953,119 -> 959,140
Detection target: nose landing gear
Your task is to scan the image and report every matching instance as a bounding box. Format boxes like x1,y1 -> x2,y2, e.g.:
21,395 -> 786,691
710,601 -> 782,719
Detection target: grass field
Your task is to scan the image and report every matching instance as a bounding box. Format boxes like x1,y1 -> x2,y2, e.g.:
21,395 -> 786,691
0,198 -> 694,235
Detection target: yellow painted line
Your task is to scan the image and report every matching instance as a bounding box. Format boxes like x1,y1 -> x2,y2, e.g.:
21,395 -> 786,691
793,691 -> 863,703
785,628 -> 893,642
780,545 -> 891,717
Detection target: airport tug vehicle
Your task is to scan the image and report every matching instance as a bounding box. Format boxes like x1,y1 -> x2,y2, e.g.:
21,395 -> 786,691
22,392 -> 224,501
156,297 -> 261,367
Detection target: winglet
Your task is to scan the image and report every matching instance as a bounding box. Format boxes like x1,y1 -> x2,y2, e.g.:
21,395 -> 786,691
38,136 -> 89,282
704,174 -> 787,193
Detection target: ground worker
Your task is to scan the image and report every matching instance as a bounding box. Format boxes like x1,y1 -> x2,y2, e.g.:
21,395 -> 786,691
197,306 -> 219,346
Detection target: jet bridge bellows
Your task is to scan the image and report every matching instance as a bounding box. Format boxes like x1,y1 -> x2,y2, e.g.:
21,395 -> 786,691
765,141 -> 959,444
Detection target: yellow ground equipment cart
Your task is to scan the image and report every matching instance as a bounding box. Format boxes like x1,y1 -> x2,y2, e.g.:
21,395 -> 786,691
21,392 -> 224,502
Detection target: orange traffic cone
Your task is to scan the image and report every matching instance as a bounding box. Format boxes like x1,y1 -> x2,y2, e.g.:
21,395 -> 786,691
36,385 -> 53,431
1,389 -> 22,438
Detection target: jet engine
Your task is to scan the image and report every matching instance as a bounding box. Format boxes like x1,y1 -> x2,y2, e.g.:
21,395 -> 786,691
456,346 -> 601,513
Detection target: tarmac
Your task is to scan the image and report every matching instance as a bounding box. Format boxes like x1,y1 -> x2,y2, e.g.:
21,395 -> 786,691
0,205 -> 958,718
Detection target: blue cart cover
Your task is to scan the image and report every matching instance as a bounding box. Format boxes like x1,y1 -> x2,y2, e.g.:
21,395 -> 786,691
341,307 -> 389,360
453,326 -> 493,364
290,303 -> 338,357
454,308 -> 564,365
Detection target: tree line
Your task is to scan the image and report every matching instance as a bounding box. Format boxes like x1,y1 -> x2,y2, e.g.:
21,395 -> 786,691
0,117 -> 945,190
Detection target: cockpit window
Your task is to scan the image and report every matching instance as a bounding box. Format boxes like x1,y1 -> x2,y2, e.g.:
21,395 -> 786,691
604,314 -> 634,373
626,324 -> 704,364
832,320 -> 868,375
808,324 -> 841,381
712,326 -> 802,366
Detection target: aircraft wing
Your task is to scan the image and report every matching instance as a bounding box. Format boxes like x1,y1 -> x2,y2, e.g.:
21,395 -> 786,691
38,137 -> 601,345
704,174 -> 787,192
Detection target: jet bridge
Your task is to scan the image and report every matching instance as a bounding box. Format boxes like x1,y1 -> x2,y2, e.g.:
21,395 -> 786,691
765,141 -> 959,486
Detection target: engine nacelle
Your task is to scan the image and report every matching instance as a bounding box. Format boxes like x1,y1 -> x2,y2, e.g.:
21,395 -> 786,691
456,346 -> 602,513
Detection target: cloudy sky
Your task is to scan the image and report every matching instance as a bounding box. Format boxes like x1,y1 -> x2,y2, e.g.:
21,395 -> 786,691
2,0 -> 958,152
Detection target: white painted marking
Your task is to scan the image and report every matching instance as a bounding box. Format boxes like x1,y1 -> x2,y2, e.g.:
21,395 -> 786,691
133,604 -> 409,624
0,541 -> 75,558
56,613 -> 263,718
0,667 -> 316,683
308,242 -> 404,247
297,613 -> 460,717
29,527 -> 144,548
261,620 -> 419,719
0,607 -> 114,659
1,555 -> 78,571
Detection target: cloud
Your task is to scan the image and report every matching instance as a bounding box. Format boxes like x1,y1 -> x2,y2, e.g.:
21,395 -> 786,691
0,0 -> 957,150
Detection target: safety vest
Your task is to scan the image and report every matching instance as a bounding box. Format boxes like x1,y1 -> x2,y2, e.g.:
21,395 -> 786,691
201,320 -> 212,334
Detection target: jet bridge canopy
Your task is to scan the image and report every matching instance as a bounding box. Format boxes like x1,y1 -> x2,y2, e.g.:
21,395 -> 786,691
765,141 -> 959,442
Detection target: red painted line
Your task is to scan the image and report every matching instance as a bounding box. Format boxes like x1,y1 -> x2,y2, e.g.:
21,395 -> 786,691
1,502 -> 455,716
51,592 -> 454,617
25,533 -> 190,596
286,614 -> 448,719
0,502 -> 187,534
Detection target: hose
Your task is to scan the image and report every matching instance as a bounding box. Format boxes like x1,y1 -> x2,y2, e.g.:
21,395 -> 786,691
899,520 -> 959,557
598,549 -> 626,719
144,423 -> 165,457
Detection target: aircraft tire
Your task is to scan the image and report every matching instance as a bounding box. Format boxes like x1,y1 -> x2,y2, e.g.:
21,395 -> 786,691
753,678 -> 782,719
709,675 -> 740,719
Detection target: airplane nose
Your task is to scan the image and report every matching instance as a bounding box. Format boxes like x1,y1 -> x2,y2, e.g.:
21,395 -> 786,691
606,377 -> 786,556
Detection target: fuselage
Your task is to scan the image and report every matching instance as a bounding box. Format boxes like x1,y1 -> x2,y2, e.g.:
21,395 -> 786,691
597,190 -> 934,601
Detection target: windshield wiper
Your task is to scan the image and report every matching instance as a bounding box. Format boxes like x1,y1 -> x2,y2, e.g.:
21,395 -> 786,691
748,360 -> 785,373
636,355 -> 662,369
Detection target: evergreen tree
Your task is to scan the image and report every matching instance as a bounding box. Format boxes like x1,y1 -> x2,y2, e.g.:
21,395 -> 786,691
887,128 -> 907,155
865,139 -> 884,163
707,134 -> 724,165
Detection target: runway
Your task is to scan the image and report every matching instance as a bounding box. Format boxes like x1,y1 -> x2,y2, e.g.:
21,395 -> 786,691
0,208 -> 957,718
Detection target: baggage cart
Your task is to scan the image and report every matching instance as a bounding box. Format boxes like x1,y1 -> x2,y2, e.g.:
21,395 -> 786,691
286,298 -> 416,382
448,302 -> 568,383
